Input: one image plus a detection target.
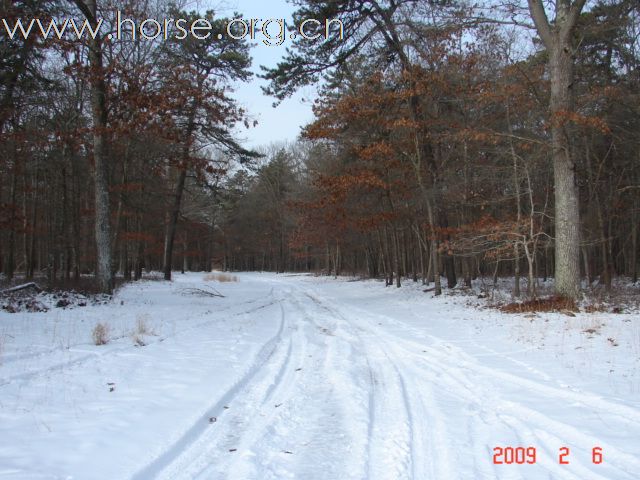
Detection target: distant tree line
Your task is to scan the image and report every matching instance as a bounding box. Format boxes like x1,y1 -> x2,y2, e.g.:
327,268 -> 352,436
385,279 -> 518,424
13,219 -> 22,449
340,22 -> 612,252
222,0 -> 640,299
0,0 -> 257,293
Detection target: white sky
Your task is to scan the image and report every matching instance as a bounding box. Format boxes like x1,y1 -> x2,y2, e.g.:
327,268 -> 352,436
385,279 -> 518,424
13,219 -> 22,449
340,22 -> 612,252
206,0 -> 317,149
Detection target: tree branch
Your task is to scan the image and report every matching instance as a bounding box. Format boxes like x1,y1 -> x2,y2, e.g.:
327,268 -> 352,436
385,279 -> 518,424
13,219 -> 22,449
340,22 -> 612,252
69,0 -> 97,26
561,0 -> 588,42
527,0 -> 553,49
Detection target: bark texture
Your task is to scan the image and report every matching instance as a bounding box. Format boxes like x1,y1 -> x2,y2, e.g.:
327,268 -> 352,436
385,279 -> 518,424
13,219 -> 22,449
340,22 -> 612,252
528,0 -> 587,298
76,0 -> 113,293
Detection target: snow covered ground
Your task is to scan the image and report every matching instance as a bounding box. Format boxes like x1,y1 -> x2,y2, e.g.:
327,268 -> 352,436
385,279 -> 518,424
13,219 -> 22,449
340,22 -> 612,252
1,272 -> 639,479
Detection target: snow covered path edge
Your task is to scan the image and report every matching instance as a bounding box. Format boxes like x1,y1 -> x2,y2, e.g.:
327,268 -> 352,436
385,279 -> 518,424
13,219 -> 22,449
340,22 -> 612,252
1,273 -> 639,479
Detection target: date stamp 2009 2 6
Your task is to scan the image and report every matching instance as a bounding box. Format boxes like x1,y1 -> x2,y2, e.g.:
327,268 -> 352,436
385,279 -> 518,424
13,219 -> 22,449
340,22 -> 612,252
492,446 -> 603,465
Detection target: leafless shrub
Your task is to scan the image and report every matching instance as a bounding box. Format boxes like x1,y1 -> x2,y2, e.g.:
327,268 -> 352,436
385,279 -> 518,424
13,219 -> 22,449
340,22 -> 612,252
135,314 -> 151,335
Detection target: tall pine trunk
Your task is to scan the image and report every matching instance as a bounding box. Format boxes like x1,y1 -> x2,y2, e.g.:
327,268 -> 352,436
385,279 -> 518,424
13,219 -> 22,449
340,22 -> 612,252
162,106 -> 196,280
163,167 -> 187,280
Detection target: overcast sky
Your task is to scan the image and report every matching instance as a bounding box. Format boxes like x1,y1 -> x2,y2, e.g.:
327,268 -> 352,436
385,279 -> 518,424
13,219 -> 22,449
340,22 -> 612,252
206,0 -> 317,149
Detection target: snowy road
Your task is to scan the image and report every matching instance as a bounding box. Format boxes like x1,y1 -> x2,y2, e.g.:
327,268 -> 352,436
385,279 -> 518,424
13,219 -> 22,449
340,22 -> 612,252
1,273 -> 639,479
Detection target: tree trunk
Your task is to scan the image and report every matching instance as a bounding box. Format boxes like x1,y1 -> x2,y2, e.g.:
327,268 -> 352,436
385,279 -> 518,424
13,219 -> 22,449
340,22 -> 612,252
595,199 -> 611,291
632,200 -> 638,284
26,163 -> 39,279
524,243 -> 537,298
134,221 -> 144,281
582,246 -> 592,286
182,238 -> 187,274
549,45 -> 581,298
163,167 -> 187,280
528,0 -> 586,299
633,155 -> 639,283
393,228 -> 401,288
6,157 -> 18,280
325,241 -> 331,276
78,0 -> 113,293
463,258 -> 472,288
426,202 -> 442,295
508,101 -> 522,297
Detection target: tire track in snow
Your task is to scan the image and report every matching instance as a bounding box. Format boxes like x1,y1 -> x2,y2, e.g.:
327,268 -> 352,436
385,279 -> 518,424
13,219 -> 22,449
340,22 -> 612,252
195,298 -> 313,480
122,276 -> 640,479
145,285 -> 360,480
300,289 -> 450,480
297,291 -> 413,479
351,305 -> 640,425
242,290 -> 371,480
306,295 -> 416,479
135,283 -> 371,480
132,299 -> 290,480
309,292 -> 640,480
403,349 -> 640,479
335,301 -> 640,426
216,284 -> 415,480
407,344 -> 640,478
1,289 -> 279,386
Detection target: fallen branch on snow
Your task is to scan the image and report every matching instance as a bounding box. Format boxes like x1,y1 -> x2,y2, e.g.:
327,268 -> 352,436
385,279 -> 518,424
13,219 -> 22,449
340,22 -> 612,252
178,287 -> 225,298
1,282 -> 43,295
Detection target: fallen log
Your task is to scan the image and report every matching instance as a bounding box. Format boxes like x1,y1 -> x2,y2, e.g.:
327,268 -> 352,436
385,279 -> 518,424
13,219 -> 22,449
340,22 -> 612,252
1,282 -> 43,295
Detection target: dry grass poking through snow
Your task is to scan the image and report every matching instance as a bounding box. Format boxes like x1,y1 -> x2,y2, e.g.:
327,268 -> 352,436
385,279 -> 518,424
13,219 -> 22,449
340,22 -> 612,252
501,295 -> 578,314
135,315 -> 151,335
203,273 -> 238,283
131,314 -> 154,347
92,323 -> 110,345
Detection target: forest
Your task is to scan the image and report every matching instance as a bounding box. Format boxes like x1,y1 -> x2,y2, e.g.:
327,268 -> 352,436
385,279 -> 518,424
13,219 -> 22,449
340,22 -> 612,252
1,0 -> 639,300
